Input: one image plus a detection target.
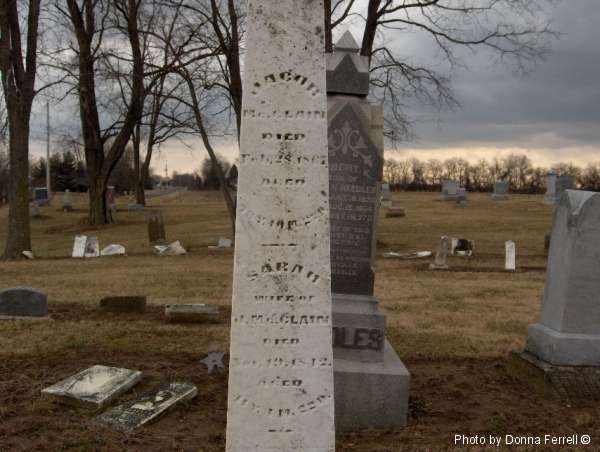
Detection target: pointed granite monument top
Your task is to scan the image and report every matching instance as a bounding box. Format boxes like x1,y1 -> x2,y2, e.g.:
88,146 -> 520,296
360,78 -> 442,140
335,30 -> 360,52
327,31 -> 370,97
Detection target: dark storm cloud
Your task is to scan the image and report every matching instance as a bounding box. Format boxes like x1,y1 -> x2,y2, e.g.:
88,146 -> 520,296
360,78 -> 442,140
402,0 -> 600,157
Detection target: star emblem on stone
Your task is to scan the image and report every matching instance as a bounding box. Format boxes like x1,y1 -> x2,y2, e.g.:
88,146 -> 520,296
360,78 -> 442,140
200,352 -> 226,373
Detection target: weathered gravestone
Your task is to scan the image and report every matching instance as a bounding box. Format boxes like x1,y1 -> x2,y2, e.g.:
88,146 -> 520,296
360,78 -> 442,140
84,236 -> 100,258
381,183 -> 392,208
165,303 -> 219,323
42,365 -> 142,409
327,31 -> 409,432
226,2 -> 335,450
62,189 -> 73,212
505,241 -> 516,271
544,173 -> 575,205
492,181 -> 511,200
430,236 -> 450,270
100,244 -> 126,256
147,211 -> 166,244
34,187 -> 50,206
441,180 -> 459,201
509,190 -> 600,400
0,287 -> 48,319
97,382 -> 197,431
543,171 -> 557,204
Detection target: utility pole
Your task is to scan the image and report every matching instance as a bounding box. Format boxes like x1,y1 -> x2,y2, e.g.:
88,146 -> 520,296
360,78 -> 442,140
46,102 -> 51,201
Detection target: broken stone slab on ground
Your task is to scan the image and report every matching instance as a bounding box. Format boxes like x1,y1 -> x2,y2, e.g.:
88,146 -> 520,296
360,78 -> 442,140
208,238 -> 232,249
154,240 -> 186,256
100,244 -> 126,257
165,304 -> 219,322
99,296 -> 146,313
96,382 -> 197,432
0,287 -> 48,319
451,238 -> 474,256
383,251 -> 432,260
42,365 -> 142,409
22,251 -> 35,260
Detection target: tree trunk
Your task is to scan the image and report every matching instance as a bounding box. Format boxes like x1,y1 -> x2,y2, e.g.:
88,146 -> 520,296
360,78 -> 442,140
133,122 -> 145,205
324,0 -> 333,52
3,114 -> 31,259
361,0 -> 381,58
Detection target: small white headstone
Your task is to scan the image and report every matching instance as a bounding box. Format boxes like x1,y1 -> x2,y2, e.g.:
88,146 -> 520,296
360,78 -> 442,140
505,241 -> 516,271
42,365 -> 142,409
72,235 -> 88,258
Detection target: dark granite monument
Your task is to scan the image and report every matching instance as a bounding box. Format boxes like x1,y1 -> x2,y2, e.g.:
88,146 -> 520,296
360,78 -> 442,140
0,287 -> 48,319
34,187 -> 50,206
327,31 -> 409,432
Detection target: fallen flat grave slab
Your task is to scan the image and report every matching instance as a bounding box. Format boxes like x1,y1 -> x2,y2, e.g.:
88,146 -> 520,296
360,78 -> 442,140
383,251 -> 432,260
165,304 -> 219,322
101,244 -> 126,256
97,382 -> 197,432
42,365 -> 142,409
154,240 -> 186,256
99,296 -> 146,313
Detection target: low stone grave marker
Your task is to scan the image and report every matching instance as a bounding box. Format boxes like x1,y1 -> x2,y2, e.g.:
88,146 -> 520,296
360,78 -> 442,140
383,251 -> 432,260
165,304 -> 219,322
430,236 -> 450,270
96,382 -> 197,432
505,241 -> 516,271
22,251 -> 35,260
492,181 -> 510,200
0,287 -> 48,319
42,365 -> 142,409
101,244 -> 126,257
99,296 -> 146,313
386,207 -> 406,218
208,238 -> 232,249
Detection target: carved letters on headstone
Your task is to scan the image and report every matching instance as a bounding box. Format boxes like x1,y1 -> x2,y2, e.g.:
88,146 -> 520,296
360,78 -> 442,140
225,2 -> 335,451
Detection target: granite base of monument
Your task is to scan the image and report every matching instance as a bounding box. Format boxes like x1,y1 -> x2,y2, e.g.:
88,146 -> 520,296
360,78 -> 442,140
334,340 -> 409,432
526,323 -> 600,366
508,350 -> 600,402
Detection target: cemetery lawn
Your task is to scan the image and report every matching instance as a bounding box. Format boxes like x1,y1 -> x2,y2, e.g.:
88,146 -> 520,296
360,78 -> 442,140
1,191 -> 599,451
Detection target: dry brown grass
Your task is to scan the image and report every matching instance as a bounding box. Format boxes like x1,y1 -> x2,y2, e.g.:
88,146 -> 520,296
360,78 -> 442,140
1,191 -> 598,451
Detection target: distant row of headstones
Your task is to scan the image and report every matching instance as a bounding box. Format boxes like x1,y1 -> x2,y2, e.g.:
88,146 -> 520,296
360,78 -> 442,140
437,172 -> 575,204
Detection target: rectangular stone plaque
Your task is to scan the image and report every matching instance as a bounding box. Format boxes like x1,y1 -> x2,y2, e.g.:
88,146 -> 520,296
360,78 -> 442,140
97,382 -> 197,431
42,365 -> 142,409
226,1 -> 335,450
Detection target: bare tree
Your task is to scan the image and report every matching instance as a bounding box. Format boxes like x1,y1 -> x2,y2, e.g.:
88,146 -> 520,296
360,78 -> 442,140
0,0 -> 42,259
54,0 -> 146,225
324,1 -> 556,141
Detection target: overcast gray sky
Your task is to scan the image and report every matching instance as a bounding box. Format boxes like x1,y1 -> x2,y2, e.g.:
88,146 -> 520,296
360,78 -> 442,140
30,0 -> 598,173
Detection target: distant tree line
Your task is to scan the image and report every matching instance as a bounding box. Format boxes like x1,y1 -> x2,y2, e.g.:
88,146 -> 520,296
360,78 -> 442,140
384,154 -> 600,193
23,150 -> 233,196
